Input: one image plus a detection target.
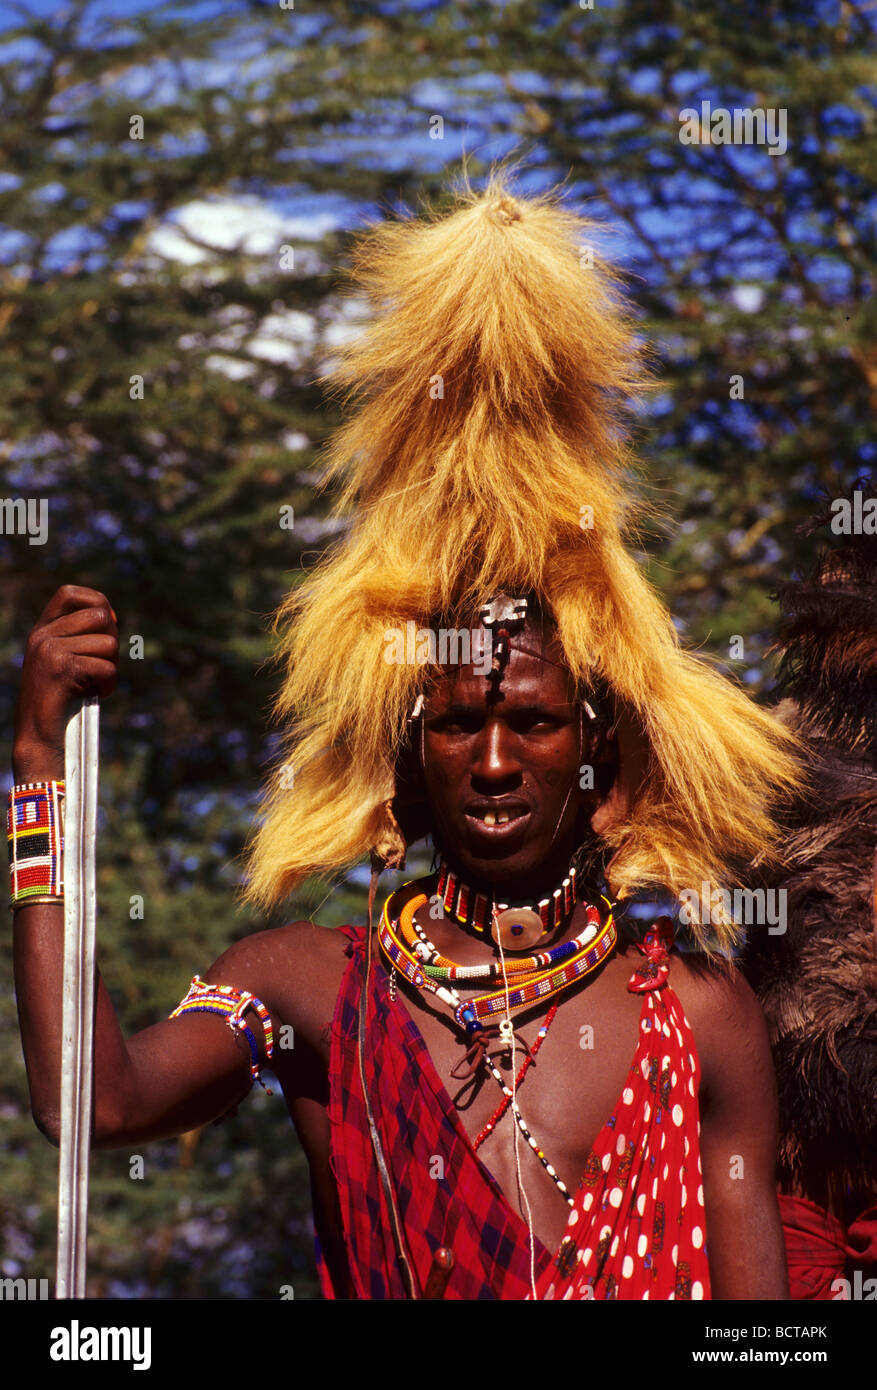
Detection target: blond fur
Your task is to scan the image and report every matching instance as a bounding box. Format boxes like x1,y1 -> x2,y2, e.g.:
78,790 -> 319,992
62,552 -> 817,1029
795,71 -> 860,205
239,173 -> 802,948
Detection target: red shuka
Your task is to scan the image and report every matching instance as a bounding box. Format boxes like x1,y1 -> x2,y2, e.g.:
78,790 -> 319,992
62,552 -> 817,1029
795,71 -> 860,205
318,921 -> 711,1300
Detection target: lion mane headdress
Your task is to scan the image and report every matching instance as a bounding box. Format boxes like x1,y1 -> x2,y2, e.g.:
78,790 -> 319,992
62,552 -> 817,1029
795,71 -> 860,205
240,173 -> 801,951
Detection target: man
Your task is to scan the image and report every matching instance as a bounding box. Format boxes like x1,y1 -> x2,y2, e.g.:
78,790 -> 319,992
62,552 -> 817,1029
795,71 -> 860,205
12,583 -> 789,1300
10,177 -> 801,1298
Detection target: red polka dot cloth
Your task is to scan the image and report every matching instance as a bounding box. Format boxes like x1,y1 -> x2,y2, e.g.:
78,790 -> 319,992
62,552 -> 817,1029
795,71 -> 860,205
530,918 -> 710,1300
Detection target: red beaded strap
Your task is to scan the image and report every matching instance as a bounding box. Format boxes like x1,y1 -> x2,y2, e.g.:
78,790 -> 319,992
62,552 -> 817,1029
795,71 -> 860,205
627,915 -> 674,993
473,1002 -> 559,1148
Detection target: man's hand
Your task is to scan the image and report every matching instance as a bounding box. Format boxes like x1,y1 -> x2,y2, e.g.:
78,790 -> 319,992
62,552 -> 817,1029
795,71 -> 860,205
13,583 -> 119,782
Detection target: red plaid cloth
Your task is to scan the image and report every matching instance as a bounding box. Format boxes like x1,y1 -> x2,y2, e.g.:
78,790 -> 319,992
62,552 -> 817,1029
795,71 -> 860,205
318,923 -> 710,1300
319,926 -> 552,1299
778,1194 -> 847,1300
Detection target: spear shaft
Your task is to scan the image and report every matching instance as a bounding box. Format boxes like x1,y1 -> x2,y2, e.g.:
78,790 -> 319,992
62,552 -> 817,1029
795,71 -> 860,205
55,695 -> 100,1299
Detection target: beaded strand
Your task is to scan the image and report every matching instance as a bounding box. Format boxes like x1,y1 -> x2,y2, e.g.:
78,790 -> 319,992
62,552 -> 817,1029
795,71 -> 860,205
409,902 -> 603,982
481,1046 -> 575,1207
379,881 -> 620,1211
473,1002 -> 558,1148
170,976 -> 275,1093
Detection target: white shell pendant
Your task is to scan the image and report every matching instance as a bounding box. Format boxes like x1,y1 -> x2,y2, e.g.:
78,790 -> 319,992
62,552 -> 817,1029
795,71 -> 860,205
491,906 -> 544,950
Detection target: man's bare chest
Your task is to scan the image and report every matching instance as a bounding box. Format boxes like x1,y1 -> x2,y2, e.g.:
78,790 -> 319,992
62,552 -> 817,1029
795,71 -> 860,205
403,955 -> 644,1173
278,937 -> 649,1258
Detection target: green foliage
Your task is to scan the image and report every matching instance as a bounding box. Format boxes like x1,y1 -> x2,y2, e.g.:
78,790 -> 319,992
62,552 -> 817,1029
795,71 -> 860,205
1,0 -> 873,1297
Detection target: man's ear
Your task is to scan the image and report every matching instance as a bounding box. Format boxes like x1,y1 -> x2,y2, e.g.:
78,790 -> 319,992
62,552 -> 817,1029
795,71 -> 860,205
589,702 -> 648,837
390,735 -> 431,848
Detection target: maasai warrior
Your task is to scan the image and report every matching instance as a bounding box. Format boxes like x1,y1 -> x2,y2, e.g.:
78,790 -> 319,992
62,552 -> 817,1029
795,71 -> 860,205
11,177 -> 802,1300
744,489 -> 877,1300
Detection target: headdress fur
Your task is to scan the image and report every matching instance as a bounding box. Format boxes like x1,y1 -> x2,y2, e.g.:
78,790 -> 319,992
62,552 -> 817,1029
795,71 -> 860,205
240,173 -> 802,950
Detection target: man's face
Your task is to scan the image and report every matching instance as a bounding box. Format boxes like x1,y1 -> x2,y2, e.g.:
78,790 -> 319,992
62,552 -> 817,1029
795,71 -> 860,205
418,621 -> 609,897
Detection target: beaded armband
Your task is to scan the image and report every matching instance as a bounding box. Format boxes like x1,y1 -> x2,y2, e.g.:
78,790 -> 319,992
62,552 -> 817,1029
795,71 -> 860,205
7,782 -> 66,909
170,976 -> 275,1094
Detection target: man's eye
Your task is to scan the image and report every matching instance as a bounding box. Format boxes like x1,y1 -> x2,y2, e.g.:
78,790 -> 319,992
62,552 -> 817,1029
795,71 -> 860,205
510,714 -> 553,731
433,714 -> 482,734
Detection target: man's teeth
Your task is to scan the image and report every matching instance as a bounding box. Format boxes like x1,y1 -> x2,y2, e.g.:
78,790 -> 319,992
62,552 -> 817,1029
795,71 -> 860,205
479,810 -> 512,826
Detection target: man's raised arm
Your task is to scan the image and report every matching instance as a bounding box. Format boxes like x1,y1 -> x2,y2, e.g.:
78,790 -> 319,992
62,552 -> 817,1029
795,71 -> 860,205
10,584 -> 276,1149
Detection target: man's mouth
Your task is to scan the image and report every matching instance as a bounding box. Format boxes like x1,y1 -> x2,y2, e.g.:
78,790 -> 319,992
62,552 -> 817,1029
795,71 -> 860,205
462,800 -> 532,838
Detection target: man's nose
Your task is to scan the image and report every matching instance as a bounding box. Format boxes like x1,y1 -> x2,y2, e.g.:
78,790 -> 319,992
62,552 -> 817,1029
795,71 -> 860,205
470,718 -> 519,781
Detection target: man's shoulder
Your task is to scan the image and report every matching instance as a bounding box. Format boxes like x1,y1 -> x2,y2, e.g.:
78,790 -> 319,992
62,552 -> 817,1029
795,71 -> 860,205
211,916 -> 351,965
207,918 -> 355,1023
669,950 -> 765,1024
668,951 -> 774,1101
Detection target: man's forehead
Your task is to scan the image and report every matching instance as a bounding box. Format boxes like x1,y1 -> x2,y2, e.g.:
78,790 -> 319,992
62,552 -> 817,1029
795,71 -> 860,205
431,638 -> 577,704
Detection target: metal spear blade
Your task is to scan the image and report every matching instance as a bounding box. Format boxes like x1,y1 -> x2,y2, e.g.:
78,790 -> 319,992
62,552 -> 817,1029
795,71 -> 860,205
56,695 -> 100,1300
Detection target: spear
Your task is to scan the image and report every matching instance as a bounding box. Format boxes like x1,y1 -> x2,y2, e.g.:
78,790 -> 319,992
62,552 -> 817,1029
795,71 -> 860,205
55,695 -> 100,1299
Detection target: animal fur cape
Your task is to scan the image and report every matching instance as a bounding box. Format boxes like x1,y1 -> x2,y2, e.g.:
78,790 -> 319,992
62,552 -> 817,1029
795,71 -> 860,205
240,174 -> 801,951
744,492 -> 877,1215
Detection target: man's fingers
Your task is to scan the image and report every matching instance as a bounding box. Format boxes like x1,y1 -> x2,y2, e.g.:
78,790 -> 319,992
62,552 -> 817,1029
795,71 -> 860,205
30,610 -> 119,649
35,584 -> 118,630
68,656 -> 118,699
50,633 -> 120,666
49,635 -> 119,695
14,589 -> 120,768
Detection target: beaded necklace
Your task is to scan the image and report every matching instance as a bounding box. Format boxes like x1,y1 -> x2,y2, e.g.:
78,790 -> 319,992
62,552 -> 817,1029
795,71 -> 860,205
408,902 -> 604,982
482,1046 -> 575,1204
470,1002 -> 574,1205
436,856 -> 577,946
380,887 -> 616,1035
472,1004 -> 558,1148
379,882 -> 619,1210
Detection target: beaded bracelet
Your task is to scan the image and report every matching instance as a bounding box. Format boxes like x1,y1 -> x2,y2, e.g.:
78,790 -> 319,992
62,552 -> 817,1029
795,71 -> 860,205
169,976 -> 275,1093
7,782 -> 65,910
